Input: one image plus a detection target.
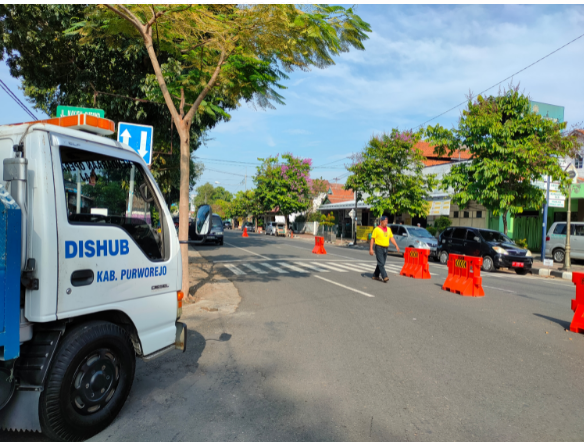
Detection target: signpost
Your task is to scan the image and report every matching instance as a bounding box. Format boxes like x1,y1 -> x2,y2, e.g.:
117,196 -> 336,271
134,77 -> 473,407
56,106 -> 104,118
117,122 -> 154,166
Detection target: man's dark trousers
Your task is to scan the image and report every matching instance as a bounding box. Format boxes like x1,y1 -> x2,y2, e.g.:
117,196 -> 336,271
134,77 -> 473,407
373,244 -> 388,279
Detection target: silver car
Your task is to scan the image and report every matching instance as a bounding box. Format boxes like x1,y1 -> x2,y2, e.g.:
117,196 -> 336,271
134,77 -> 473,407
387,224 -> 439,260
545,221 -> 584,262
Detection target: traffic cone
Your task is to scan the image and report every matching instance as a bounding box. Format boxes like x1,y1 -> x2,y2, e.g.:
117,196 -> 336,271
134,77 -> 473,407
242,227 -> 249,238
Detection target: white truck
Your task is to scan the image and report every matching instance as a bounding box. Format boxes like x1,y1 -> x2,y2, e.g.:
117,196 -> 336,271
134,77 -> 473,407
0,115 -> 211,441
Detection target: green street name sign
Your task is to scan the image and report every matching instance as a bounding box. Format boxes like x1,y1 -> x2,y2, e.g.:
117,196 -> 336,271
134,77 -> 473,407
56,106 -> 104,118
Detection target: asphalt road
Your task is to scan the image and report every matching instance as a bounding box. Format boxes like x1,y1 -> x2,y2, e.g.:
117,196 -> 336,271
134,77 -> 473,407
5,230 -> 584,442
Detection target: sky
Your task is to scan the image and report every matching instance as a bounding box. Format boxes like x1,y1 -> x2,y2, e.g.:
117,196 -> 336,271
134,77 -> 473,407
1,4 -> 584,197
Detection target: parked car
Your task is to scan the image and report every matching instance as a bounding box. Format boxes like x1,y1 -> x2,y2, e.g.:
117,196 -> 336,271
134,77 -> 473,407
437,227 -> 533,274
276,223 -> 285,236
206,214 -> 224,245
388,224 -> 439,261
223,220 -> 232,230
242,222 -> 255,232
265,222 -> 278,235
188,214 -> 223,245
545,221 -> 584,262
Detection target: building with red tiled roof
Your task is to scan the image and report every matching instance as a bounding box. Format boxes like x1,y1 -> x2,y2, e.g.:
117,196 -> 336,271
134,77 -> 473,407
322,182 -> 354,204
414,141 -> 472,166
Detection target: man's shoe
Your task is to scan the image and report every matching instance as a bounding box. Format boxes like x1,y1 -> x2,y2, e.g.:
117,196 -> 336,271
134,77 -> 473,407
372,276 -> 381,281
383,277 -> 389,283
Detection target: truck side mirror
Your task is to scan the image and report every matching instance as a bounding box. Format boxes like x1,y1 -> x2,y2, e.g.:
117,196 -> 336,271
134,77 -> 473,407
474,236 -> 481,243
196,205 -> 212,235
138,183 -> 154,203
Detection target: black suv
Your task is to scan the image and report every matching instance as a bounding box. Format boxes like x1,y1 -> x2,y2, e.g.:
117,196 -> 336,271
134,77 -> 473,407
437,227 -> 533,274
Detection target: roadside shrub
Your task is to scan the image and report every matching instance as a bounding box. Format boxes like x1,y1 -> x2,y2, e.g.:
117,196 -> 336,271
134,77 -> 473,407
434,216 -> 452,232
427,226 -> 438,237
515,238 -> 528,249
308,212 -> 322,222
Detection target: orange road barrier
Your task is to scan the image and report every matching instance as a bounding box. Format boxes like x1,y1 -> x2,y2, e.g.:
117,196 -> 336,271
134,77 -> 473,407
242,227 -> 249,238
312,236 -> 327,255
569,272 -> 584,333
442,254 -> 484,297
400,248 -> 431,279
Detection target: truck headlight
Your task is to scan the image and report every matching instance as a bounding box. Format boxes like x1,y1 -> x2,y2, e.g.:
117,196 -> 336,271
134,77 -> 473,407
415,241 -> 430,249
525,250 -> 532,257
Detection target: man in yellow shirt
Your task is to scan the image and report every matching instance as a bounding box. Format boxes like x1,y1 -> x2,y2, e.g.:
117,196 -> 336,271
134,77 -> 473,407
369,216 -> 400,282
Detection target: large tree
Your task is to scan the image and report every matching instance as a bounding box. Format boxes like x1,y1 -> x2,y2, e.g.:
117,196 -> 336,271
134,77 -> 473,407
0,4 -> 212,208
254,154 -> 313,234
426,88 -> 580,234
345,129 -> 437,218
77,4 -> 371,294
192,182 -> 233,207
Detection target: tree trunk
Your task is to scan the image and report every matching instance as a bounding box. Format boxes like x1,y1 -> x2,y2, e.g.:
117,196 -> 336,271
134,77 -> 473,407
177,124 -> 191,300
502,210 -> 508,235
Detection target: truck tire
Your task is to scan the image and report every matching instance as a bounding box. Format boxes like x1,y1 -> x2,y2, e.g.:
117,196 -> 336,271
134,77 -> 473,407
39,321 -> 136,442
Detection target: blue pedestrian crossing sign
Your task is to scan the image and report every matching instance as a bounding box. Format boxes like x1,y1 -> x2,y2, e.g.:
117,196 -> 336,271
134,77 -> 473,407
117,122 -> 154,165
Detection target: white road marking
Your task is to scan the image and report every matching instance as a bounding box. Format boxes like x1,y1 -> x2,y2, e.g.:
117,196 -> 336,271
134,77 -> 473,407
483,285 -> 517,294
224,242 -> 268,259
296,262 -> 329,272
224,264 -> 246,275
279,262 -> 310,273
259,263 -> 288,273
323,262 -> 367,272
314,275 -> 374,298
242,263 -> 268,274
312,262 -> 349,272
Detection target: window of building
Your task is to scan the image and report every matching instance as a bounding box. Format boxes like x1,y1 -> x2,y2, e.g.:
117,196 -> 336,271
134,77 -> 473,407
576,155 -> 583,169
476,211 -> 482,218
463,211 -> 470,218
60,146 -> 165,261
453,211 -> 459,218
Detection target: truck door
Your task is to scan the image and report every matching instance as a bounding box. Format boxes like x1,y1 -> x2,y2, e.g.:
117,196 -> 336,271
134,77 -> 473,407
52,140 -> 179,352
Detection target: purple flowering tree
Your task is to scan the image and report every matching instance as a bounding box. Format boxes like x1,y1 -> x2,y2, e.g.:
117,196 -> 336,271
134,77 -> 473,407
254,153 -> 313,235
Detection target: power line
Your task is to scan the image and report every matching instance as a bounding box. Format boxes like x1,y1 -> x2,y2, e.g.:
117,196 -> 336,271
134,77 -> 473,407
0,79 -> 38,120
194,156 -> 260,166
203,167 -> 247,177
313,156 -> 352,168
414,30 -> 584,130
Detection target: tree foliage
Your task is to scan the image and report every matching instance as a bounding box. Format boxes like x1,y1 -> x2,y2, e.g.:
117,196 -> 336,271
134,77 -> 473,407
254,154 -> 313,232
0,4 -> 208,207
74,4 -> 370,294
192,182 -> 233,207
426,87 -> 580,234
345,129 -> 437,218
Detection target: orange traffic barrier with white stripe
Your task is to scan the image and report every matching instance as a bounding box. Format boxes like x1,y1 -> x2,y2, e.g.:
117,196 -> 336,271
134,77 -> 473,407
569,272 -> 584,334
442,254 -> 484,297
312,236 -> 326,255
400,247 -> 431,279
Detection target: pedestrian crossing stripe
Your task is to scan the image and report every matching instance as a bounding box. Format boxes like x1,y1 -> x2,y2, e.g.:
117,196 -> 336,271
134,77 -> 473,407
223,261 -> 397,276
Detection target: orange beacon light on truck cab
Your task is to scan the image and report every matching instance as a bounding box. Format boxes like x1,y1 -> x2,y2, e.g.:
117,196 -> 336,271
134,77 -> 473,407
12,114 -> 116,136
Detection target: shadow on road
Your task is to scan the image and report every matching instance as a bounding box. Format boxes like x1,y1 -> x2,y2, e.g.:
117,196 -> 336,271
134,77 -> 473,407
533,313 -> 571,331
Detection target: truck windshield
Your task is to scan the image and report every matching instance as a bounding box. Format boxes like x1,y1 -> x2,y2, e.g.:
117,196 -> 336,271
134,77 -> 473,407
60,146 -> 165,261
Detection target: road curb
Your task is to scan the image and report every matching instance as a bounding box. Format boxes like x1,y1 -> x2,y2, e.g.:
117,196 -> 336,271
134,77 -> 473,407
530,267 -> 573,280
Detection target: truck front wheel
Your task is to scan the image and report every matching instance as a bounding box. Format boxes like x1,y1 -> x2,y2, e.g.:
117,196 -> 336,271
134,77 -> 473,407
39,321 -> 136,442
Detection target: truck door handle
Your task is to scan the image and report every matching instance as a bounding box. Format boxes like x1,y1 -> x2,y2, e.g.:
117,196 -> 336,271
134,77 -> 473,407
71,269 -> 94,287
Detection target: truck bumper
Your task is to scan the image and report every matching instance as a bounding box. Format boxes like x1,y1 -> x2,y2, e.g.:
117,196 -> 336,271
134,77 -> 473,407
175,322 -> 187,352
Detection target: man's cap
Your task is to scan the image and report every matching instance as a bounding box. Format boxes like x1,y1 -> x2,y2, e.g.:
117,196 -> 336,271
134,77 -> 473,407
379,215 -> 388,221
